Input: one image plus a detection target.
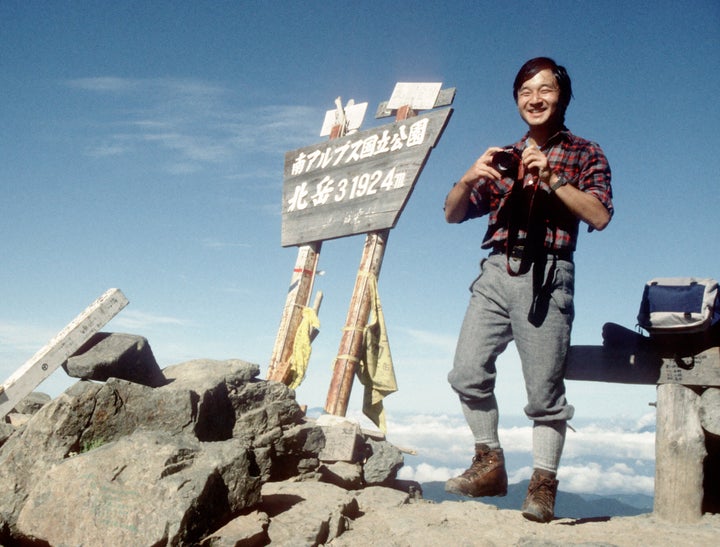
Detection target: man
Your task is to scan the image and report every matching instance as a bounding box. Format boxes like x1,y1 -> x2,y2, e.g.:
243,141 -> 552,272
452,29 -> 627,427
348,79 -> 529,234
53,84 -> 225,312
443,57 -> 613,523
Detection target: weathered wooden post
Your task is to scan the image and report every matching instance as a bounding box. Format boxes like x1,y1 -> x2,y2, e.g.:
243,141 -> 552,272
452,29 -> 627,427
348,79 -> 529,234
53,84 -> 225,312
654,383 -> 706,522
567,329 -> 720,522
0,288 -> 129,418
324,104 -> 416,417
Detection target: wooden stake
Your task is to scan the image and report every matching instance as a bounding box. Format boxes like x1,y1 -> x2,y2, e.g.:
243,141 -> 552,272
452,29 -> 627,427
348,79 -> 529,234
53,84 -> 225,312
324,229 -> 388,416
267,242 -> 321,383
324,104 -> 415,416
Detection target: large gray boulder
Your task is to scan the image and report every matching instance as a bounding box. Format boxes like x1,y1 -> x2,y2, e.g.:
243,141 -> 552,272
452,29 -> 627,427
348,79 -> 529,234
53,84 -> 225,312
63,332 -> 166,387
0,359 -> 305,539
363,437 -> 404,486
16,430 -> 261,546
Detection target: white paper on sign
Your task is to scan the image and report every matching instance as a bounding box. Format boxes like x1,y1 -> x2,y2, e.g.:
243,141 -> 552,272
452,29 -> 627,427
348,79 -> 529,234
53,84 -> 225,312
320,102 -> 368,136
386,82 -> 442,111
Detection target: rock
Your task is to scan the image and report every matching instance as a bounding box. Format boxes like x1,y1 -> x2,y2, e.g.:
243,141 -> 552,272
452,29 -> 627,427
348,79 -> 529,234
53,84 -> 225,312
319,461 -> 363,490
353,485 -> 411,512
362,437 -> 404,486
260,480 -> 360,546
7,342 -> 712,546
63,332 -> 166,387
15,430 -> 261,546
0,422 -> 14,447
199,510 -> 269,546
4,413 -> 31,428
315,414 -> 363,463
11,391 -> 51,415
267,420 -> 326,482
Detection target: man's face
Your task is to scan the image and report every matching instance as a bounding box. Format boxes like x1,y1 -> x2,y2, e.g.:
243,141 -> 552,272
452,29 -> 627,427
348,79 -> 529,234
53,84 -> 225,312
516,68 -> 562,130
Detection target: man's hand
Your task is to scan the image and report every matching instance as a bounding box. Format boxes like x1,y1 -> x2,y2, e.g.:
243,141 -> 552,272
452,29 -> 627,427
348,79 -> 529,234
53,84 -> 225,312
445,146 -> 505,223
458,147 -> 506,188
521,138 -> 552,186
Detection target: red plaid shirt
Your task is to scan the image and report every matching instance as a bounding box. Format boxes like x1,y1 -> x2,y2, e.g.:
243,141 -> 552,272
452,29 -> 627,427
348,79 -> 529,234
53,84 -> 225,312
462,129 -> 613,252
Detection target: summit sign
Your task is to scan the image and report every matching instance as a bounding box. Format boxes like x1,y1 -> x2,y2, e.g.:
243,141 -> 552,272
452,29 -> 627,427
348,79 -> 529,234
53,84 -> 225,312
281,107 -> 452,247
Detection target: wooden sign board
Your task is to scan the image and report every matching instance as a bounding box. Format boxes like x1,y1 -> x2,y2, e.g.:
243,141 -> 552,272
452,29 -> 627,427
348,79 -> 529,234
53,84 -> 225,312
281,107 -> 453,247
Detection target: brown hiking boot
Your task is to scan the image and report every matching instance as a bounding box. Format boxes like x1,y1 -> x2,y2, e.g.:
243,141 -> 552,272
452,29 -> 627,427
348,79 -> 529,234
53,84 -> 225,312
521,468 -> 559,523
445,444 -> 507,497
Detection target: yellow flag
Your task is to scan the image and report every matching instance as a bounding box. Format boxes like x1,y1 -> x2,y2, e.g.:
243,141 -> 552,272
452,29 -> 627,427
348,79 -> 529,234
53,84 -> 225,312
288,307 -> 320,390
356,274 -> 398,433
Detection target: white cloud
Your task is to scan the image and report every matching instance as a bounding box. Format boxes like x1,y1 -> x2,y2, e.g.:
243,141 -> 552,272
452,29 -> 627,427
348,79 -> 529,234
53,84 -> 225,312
0,321 -> 56,355
398,462 -> 465,483
85,143 -> 131,158
66,76 -> 140,93
563,425 -> 656,460
559,462 -> 655,496
112,309 -> 188,330
384,413 -> 656,496
64,76 -> 320,174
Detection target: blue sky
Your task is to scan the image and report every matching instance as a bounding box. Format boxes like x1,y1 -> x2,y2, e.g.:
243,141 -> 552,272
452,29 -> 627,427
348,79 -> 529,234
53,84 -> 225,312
2,1 -> 719,490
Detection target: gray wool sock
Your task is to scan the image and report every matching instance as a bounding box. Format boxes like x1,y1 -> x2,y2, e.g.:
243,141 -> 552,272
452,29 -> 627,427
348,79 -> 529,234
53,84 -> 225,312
532,420 -> 567,474
461,396 -> 500,449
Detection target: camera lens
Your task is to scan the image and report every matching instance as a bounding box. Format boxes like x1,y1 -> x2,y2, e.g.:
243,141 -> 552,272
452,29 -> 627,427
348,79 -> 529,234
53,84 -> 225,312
492,150 -> 517,174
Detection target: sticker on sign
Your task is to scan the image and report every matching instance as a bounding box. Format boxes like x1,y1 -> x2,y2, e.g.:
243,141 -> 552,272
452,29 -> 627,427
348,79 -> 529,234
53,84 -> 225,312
386,82 -> 442,111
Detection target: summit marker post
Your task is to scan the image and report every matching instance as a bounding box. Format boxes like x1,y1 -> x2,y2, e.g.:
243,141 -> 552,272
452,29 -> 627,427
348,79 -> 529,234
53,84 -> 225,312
274,83 -> 453,419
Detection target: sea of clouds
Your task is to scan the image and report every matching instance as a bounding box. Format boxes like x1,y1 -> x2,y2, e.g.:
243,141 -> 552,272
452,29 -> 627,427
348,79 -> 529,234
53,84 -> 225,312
376,411 -> 657,496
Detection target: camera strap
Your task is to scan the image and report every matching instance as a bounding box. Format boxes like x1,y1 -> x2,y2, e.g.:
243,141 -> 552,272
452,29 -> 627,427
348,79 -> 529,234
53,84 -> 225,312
505,161 -> 541,276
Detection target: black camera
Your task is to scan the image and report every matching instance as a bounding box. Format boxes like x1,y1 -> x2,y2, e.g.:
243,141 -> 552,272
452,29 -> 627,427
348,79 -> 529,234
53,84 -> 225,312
491,148 -> 520,177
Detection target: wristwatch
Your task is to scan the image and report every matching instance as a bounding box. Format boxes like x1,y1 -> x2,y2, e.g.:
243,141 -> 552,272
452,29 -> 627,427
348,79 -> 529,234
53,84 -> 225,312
550,174 -> 569,192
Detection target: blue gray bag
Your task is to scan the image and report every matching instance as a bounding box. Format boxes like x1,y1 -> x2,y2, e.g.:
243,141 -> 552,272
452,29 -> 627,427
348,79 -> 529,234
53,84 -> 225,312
637,277 -> 719,335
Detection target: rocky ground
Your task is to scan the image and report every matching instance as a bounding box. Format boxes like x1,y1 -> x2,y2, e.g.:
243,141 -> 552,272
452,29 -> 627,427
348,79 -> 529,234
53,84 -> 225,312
327,497 -> 720,546
0,333 -> 718,546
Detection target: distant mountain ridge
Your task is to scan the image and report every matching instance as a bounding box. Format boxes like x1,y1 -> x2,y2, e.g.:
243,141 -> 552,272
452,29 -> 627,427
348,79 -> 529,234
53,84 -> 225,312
421,481 -> 653,519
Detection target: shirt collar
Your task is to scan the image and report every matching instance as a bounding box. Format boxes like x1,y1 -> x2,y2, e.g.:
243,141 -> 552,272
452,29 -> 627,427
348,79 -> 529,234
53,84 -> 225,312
517,127 -> 571,150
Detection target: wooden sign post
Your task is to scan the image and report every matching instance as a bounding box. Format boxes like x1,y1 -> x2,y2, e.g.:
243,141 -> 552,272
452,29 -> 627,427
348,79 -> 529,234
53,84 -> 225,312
267,99 -> 366,384
273,83 -> 453,420
0,288 -> 129,419
322,86 -> 454,417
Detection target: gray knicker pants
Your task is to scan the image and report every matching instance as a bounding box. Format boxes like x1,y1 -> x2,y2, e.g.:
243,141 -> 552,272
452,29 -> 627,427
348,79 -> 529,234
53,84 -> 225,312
448,253 -> 575,422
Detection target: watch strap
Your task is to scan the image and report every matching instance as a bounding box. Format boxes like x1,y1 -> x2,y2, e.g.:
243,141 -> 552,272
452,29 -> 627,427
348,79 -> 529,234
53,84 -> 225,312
551,175 -> 568,192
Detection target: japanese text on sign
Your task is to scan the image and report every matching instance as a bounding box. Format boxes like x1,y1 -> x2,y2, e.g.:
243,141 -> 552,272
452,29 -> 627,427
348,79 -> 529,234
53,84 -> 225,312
287,167 -> 406,212
289,118 -> 429,177
281,107 -> 453,247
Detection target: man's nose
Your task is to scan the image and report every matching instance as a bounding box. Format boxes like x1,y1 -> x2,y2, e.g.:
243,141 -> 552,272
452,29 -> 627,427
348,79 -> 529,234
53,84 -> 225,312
529,92 -> 544,102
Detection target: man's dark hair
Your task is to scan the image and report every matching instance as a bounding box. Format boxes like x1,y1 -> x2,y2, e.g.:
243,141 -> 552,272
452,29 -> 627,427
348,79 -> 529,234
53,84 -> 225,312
513,57 -> 573,118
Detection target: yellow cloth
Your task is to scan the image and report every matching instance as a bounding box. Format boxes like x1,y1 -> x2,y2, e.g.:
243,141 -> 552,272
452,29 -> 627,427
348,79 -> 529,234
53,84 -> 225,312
356,274 -> 398,433
288,306 -> 320,390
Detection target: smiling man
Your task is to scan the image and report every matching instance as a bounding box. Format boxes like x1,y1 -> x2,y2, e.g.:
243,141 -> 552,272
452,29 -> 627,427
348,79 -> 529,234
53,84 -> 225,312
443,57 -> 613,522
